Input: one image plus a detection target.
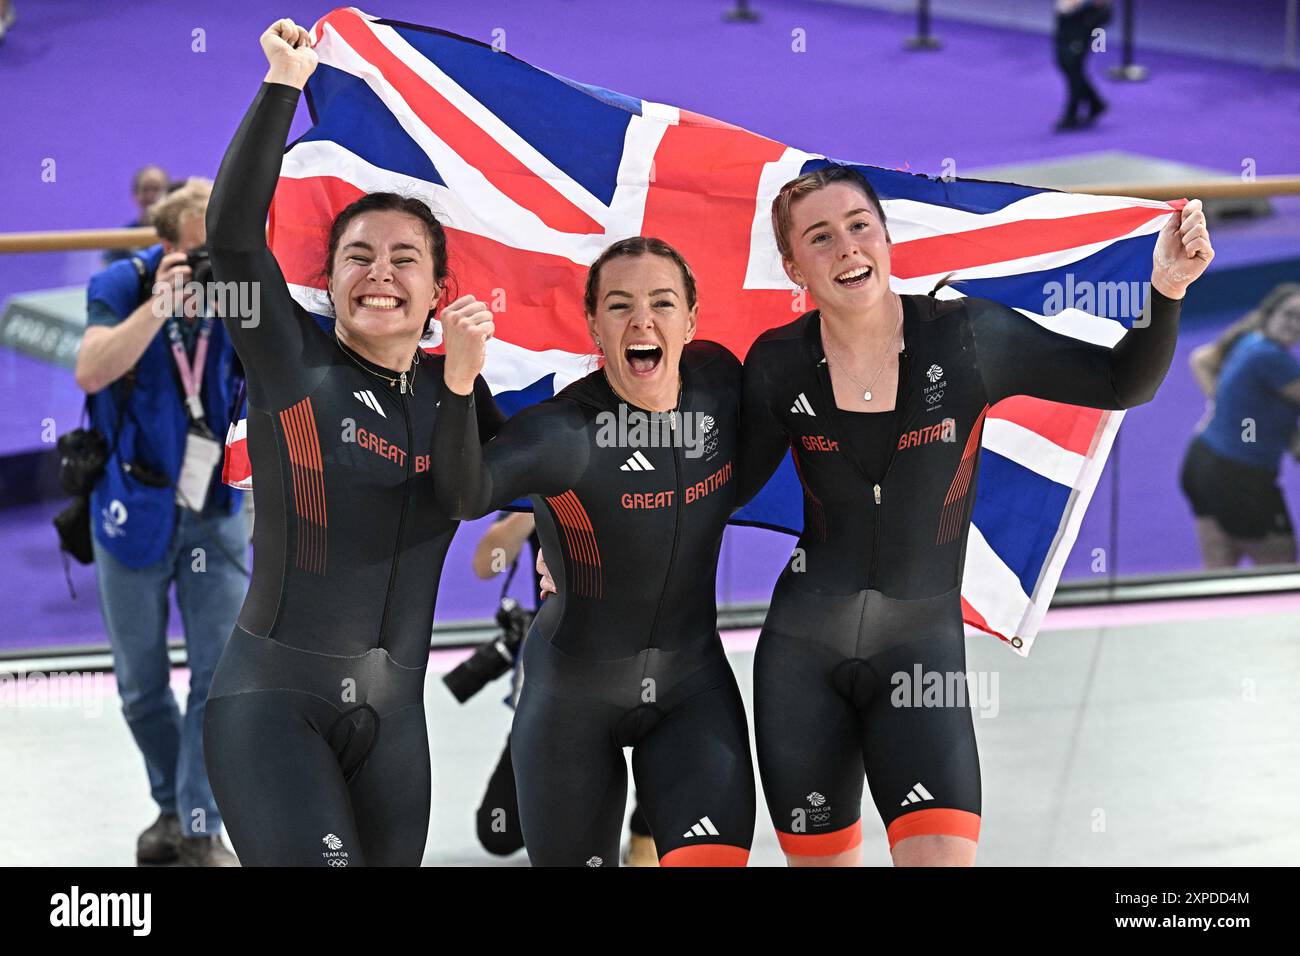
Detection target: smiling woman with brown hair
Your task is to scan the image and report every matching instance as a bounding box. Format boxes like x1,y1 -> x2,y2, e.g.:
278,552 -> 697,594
738,164 -> 1212,868
435,236 -> 756,867
199,18 -> 501,866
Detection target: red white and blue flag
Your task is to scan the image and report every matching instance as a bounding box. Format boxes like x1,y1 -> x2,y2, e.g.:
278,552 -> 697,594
223,6 -> 1179,654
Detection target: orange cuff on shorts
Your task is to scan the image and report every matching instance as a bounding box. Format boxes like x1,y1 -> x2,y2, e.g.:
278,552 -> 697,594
886,808 -> 981,850
775,819 -> 863,858
659,844 -> 750,867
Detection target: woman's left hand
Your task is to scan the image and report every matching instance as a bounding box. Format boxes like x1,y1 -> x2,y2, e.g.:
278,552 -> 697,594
1152,198 -> 1214,299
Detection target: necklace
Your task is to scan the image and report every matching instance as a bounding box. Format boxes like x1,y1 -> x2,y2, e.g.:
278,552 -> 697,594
335,336 -> 420,395
602,367 -> 683,428
822,294 -> 903,403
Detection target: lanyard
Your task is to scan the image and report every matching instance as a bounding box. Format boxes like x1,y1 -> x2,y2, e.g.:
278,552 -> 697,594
165,315 -> 213,424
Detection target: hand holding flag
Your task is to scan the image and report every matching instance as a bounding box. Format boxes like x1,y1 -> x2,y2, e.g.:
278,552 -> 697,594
261,18 -> 318,89
1152,198 -> 1214,298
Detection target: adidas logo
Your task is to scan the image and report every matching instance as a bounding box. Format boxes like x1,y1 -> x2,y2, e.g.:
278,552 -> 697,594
353,389 -> 386,418
620,450 -> 654,471
682,816 -> 720,839
790,393 -> 815,416
900,782 -> 934,807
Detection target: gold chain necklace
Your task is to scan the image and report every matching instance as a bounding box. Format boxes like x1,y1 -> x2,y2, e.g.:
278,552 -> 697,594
335,336 -> 420,395
602,367 -> 684,429
822,293 -> 902,403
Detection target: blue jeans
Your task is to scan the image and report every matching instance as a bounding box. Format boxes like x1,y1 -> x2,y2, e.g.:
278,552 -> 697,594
93,506 -> 250,837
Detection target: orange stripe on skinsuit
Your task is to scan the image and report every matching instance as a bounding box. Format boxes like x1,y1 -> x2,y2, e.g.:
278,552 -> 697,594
937,405 -> 990,545
279,399 -> 327,575
547,493 -> 585,593
299,400 -> 327,574
659,844 -> 750,867
279,403 -> 307,569
559,492 -> 595,594
564,491 -> 602,598
886,808 -> 981,850
775,820 -> 862,857
545,493 -> 587,596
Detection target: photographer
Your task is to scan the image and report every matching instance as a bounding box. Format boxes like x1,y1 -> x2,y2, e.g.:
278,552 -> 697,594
102,165 -> 169,265
462,513 -> 656,866
73,177 -> 248,866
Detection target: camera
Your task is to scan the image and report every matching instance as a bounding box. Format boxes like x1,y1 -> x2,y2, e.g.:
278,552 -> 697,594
56,428 -> 109,497
186,244 -> 214,288
443,597 -> 533,704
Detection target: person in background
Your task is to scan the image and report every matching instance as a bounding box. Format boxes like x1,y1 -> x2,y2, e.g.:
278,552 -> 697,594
1181,284 -> 1300,568
0,1 -> 16,42
1053,0 -> 1111,132
472,513 -> 658,866
104,165 -> 170,265
75,178 -> 248,866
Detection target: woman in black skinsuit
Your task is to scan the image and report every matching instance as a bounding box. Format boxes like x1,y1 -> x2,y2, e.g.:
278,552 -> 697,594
737,165 -> 1212,867
202,18 -> 500,866
435,238 -> 756,867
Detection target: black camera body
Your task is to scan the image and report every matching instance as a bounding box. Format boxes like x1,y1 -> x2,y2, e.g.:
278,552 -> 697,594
442,597 -> 534,704
56,427 -> 109,497
186,244 -> 214,288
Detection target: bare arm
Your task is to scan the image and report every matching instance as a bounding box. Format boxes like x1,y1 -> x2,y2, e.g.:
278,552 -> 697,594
76,301 -> 165,394
75,252 -> 192,394
471,512 -> 536,579
1188,343 -> 1220,399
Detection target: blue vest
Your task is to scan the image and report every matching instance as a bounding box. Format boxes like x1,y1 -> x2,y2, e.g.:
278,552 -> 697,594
88,245 -> 244,569
1201,332 -> 1300,471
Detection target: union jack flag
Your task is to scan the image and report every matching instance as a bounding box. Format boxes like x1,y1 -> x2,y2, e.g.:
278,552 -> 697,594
223,6 -> 1179,654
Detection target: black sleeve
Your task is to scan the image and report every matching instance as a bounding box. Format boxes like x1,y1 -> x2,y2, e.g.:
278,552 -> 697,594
735,342 -> 791,509
473,374 -> 506,443
969,289 -> 1182,409
207,82 -> 329,410
434,382 -> 588,521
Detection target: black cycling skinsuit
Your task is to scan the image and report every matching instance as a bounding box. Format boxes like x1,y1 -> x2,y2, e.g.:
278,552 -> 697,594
436,342 -> 755,867
202,82 -> 499,866
738,289 -> 1181,856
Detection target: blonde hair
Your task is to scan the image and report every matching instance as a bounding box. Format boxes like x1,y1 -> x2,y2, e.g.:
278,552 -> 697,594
770,165 -> 887,263
148,177 -> 212,244
1203,282 -> 1300,381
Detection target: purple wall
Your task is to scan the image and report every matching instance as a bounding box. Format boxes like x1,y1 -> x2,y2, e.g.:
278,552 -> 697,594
820,0 -> 1300,68
1,0 -> 1298,652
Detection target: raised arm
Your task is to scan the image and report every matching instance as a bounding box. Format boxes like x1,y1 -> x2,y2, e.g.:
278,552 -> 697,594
434,294 -> 586,519
206,20 -> 324,407
973,199 -> 1213,409
735,342 -> 792,508
434,385 -> 588,520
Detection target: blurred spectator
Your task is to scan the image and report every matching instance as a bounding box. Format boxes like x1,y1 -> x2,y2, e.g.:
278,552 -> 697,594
1053,0 -> 1111,131
74,177 -> 248,866
0,2 -> 15,42
1180,284 -> 1300,568
470,513 -> 657,865
103,165 -> 170,265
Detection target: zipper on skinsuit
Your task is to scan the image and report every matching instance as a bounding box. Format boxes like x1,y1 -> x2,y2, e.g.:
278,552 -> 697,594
377,386 -> 414,645
646,409 -> 685,650
812,308 -> 913,588
867,349 -> 911,584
